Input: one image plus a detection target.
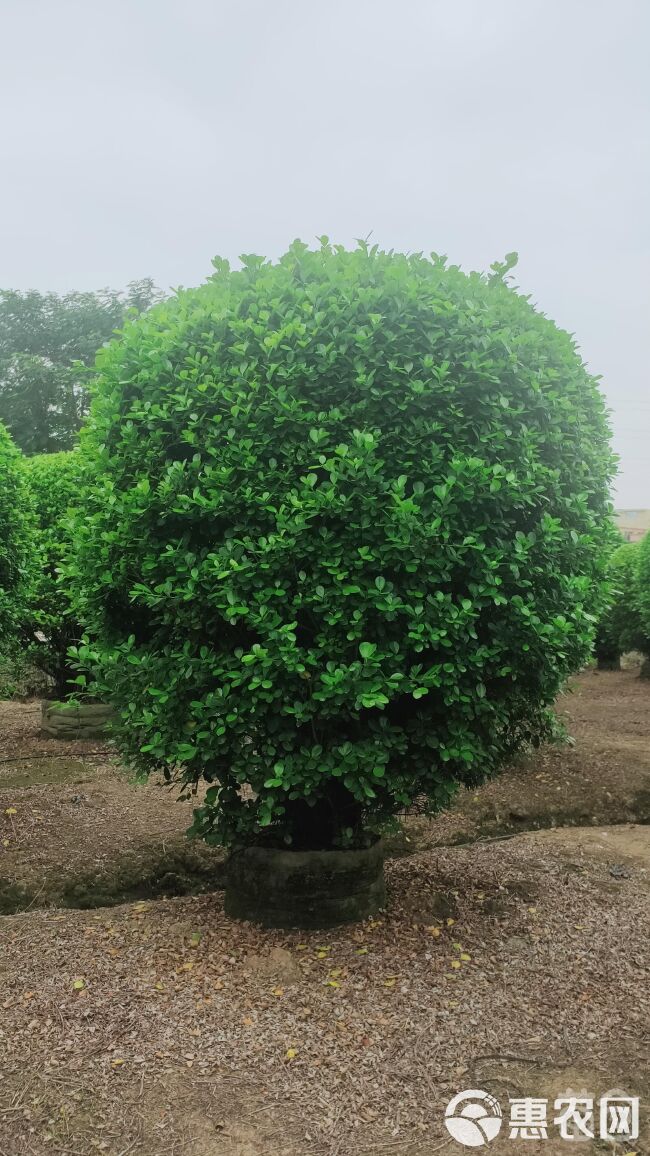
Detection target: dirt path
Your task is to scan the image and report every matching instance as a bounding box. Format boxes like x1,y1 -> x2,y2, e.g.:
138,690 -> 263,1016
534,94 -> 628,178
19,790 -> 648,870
1,825 -> 648,1155
1,669 -> 649,1153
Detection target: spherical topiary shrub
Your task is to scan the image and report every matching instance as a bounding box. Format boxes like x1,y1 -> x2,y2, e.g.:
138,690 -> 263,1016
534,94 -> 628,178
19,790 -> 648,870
594,541 -> 648,670
69,242 -> 615,862
24,451 -> 83,699
0,421 -> 34,650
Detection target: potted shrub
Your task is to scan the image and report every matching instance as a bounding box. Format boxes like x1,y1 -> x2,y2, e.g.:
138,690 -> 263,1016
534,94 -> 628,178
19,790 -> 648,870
0,422 -> 35,655
67,241 -> 614,927
24,451 -> 113,738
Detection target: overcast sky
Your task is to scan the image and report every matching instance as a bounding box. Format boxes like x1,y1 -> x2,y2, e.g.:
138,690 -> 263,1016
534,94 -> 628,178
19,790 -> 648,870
1,0 -> 648,506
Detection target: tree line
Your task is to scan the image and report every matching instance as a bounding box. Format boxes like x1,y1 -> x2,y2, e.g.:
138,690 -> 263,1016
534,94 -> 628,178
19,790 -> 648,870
0,279 -> 163,453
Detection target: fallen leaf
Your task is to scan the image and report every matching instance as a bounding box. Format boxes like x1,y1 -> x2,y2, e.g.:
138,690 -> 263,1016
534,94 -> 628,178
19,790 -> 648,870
460,953 -> 471,961
285,1048 -> 298,1060
4,807 -> 17,816
72,978 -> 86,990
450,961 -> 461,970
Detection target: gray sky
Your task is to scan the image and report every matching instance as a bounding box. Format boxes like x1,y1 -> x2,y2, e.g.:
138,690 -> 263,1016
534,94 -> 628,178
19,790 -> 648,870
1,0 -> 648,506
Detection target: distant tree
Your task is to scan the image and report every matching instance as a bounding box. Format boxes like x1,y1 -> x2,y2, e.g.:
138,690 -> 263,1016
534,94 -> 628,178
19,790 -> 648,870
0,280 -> 163,453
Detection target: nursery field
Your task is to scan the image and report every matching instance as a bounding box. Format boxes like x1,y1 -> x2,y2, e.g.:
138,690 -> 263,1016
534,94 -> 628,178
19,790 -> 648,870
1,667 -> 649,1155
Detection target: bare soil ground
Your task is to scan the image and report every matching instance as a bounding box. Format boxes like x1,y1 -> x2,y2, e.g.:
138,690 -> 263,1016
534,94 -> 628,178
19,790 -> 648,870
0,704 -> 224,912
1,670 -> 649,1155
2,669 -> 649,911
401,666 -> 650,852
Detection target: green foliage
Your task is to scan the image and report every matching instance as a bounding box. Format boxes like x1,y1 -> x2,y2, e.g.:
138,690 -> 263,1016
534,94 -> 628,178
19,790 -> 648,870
635,531 -> 650,647
595,541 -> 649,666
68,241 -> 615,849
24,451 -> 83,698
0,280 -> 163,453
0,422 -> 34,651
0,650 -> 51,700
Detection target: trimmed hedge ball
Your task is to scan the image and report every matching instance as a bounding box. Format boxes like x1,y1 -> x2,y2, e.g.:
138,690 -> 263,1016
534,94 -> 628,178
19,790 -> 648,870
68,242 -> 615,848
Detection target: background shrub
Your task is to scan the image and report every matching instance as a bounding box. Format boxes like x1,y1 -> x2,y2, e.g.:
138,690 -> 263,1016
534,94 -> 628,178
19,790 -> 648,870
634,532 -> 650,676
595,540 -> 649,669
0,421 -> 34,653
69,242 -> 615,849
24,451 -> 82,698
0,650 -> 51,700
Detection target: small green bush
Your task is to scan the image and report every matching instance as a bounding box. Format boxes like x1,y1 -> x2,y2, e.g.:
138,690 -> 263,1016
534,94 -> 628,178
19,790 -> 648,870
0,650 -> 51,700
0,421 -> 34,652
595,541 -> 649,668
24,451 -> 82,698
635,532 -> 650,671
68,241 -> 615,850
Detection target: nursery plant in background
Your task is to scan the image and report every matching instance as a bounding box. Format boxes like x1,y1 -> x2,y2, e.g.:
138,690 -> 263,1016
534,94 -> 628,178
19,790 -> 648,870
25,450 -> 114,738
633,531 -> 650,678
594,540 -> 650,671
24,451 -> 82,698
68,241 -> 615,926
0,420 -> 34,652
